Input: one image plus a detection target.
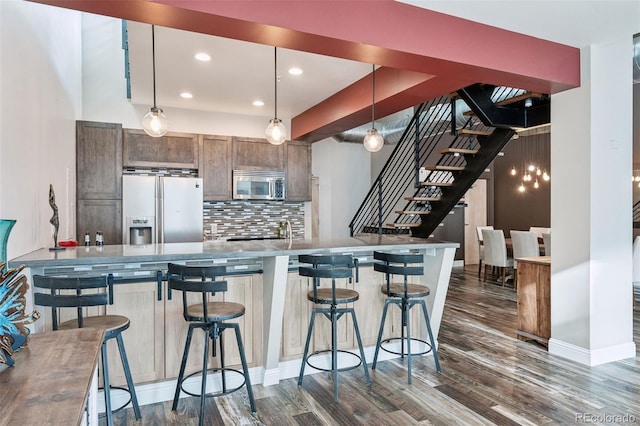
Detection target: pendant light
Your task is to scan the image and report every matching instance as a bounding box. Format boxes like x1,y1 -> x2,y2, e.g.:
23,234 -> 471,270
265,47 -> 286,145
142,25 -> 168,138
363,64 -> 384,152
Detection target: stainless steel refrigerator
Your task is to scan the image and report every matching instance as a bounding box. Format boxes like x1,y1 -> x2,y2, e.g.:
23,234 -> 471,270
122,175 -> 203,244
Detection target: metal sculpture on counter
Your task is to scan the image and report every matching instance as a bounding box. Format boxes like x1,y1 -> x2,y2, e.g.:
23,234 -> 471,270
0,262 -> 40,366
48,184 -> 64,251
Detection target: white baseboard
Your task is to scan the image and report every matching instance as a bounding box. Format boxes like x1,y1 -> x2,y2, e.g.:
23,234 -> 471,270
548,338 -> 636,366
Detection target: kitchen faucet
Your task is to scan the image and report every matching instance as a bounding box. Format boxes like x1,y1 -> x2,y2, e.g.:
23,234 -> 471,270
284,220 -> 292,240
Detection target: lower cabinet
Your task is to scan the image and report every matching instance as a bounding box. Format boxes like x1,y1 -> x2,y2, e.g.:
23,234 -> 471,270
76,199 -> 122,245
106,274 -> 262,387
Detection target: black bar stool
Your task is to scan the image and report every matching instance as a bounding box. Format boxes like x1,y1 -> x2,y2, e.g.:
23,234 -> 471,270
167,263 -> 256,426
297,254 -> 371,402
33,274 -> 141,426
371,251 -> 441,383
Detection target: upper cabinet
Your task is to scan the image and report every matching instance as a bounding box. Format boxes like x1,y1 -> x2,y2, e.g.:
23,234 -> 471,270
77,121 -> 122,200
285,140 -> 312,201
123,129 -> 199,169
199,135 -> 232,201
232,137 -> 284,171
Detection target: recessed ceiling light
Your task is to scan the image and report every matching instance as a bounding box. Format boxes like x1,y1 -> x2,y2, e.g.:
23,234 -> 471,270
194,53 -> 211,62
253,100 -> 264,107
288,67 -> 303,75
180,92 -> 193,99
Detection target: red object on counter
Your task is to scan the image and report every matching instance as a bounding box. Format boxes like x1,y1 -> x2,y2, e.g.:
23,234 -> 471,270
58,240 -> 78,247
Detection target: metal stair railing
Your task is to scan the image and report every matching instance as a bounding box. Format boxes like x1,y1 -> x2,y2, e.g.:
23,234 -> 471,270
349,95 -> 479,236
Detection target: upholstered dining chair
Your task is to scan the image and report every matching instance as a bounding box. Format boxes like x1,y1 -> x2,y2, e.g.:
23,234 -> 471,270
476,225 -> 494,278
481,229 -> 513,286
510,230 -> 542,287
529,226 -> 551,240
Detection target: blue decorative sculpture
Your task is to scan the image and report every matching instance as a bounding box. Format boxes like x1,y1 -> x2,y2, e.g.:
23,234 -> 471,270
0,264 -> 40,366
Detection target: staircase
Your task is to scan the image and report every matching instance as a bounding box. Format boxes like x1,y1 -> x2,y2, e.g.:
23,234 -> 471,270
349,84 -> 550,238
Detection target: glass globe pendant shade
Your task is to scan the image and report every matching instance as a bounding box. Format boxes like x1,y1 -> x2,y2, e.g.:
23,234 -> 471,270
518,183 -> 525,192
265,118 -> 287,145
363,128 -> 384,152
542,171 -> 550,181
510,166 -> 516,176
142,107 -> 168,137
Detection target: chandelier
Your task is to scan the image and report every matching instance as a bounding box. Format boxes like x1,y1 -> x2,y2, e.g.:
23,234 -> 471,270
508,132 -> 550,193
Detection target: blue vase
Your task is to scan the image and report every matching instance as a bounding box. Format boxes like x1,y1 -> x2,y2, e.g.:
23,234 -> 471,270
0,219 -> 16,272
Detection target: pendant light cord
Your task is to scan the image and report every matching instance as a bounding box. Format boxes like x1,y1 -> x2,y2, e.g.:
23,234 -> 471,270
151,25 -> 157,109
371,63 -> 376,127
274,46 -> 278,119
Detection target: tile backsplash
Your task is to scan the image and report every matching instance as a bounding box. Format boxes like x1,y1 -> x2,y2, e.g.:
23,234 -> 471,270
203,201 -> 304,240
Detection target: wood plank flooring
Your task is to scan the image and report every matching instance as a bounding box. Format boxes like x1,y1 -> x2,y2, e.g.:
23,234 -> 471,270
107,265 -> 640,425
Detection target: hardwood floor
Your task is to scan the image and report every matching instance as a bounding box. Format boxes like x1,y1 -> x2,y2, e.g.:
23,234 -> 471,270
108,265 -> 640,425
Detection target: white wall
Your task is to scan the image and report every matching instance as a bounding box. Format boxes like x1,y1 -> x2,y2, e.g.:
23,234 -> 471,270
0,1 -> 82,259
312,138 -> 372,239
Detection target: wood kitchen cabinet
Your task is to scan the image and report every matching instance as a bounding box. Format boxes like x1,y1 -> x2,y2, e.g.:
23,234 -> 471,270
232,136 -> 284,172
76,199 -> 122,246
516,256 -> 551,346
76,121 -> 122,200
199,134 -> 232,200
285,140 -> 312,201
123,129 -> 199,169
76,121 -> 123,243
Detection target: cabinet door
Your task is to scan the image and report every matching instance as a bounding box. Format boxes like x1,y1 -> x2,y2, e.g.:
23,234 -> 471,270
199,135 -> 232,200
281,272 -> 313,360
123,129 -> 199,169
76,199 -> 122,245
76,121 -> 122,200
232,136 -> 284,171
285,140 -> 312,201
312,277 -> 354,352
106,281 -> 164,385
353,266 -> 393,347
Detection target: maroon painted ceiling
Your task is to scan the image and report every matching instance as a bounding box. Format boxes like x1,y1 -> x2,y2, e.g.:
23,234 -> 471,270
29,0 -> 580,142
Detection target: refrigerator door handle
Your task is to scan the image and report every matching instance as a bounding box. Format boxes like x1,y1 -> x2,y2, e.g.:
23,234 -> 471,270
157,177 -> 164,244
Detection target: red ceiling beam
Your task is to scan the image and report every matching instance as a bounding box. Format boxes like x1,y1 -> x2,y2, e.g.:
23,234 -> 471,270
29,0 -> 580,142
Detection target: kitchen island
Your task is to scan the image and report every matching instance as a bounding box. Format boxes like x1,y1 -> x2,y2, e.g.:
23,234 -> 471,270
9,235 -> 457,406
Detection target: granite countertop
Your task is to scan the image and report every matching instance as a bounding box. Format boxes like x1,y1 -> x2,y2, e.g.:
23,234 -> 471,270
8,236 -> 458,268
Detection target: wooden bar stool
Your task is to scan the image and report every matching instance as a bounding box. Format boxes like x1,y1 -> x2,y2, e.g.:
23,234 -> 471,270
33,274 -> 141,426
297,254 -> 371,402
167,263 -> 256,426
371,251 -> 441,383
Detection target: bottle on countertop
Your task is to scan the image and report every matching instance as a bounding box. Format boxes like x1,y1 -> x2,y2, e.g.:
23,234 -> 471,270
84,232 -> 91,247
96,231 -> 103,246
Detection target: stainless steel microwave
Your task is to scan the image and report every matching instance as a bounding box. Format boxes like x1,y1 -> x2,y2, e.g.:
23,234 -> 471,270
232,170 -> 286,200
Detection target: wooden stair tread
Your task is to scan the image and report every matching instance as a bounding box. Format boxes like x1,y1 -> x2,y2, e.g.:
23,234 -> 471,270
404,196 -> 441,201
419,181 -> 453,187
425,165 -> 465,171
387,223 -> 420,228
458,129 -> 492,137
440,148 -> 478,155
495,92 -> 543,107
395,210 -> 430,215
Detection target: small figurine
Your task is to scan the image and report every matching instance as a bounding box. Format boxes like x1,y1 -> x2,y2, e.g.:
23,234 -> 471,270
48,184 -> 64,251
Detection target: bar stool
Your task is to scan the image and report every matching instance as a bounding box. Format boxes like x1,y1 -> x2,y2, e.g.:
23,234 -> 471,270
33,274 -> 141,426
297,254 -> 371,402
167,263 -> 256,426
371,251 -> 441,383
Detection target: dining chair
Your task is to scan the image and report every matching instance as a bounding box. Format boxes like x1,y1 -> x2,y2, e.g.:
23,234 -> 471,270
529,227 -> 551,240
475,226 -> 494,278
542,232 -> 551,256
481,229 -> 513,286
510,230 -> 541,287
